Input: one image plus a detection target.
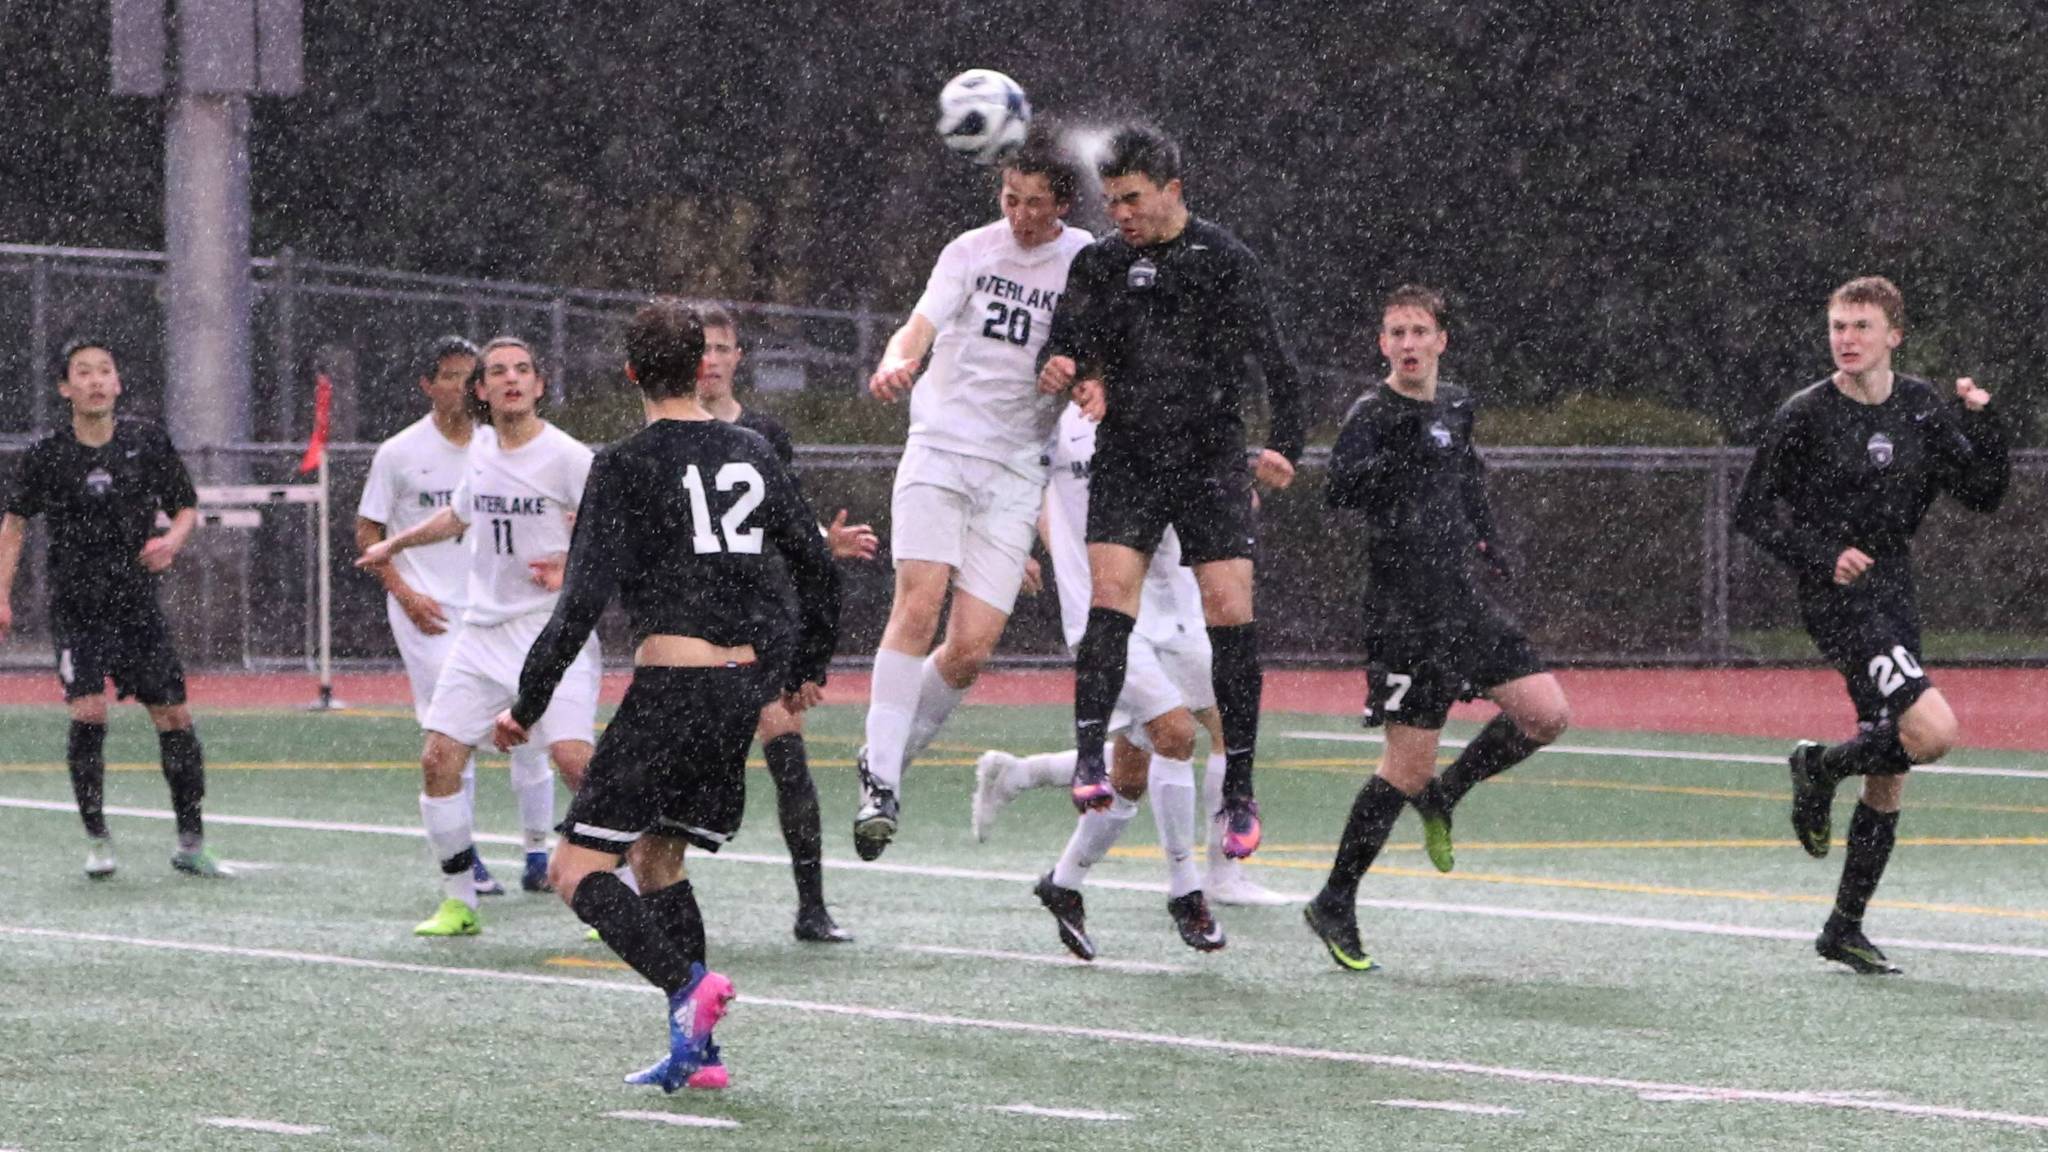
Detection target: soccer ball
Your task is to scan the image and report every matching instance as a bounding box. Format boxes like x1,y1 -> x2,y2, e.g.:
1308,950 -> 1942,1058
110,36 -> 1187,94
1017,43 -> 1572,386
937,69 -> 1030,165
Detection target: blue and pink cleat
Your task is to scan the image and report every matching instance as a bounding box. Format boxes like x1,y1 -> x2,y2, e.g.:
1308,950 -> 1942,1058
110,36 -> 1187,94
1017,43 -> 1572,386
625,963 -> 736,1093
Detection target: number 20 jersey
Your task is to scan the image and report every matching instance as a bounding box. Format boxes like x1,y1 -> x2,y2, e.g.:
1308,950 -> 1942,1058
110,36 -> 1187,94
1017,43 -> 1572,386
449,422 -> 594,627
908,219 -> 1093,477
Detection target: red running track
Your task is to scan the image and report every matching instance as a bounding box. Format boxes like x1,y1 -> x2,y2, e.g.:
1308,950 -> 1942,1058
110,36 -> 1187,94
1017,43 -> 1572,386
3,666 -> 2042,752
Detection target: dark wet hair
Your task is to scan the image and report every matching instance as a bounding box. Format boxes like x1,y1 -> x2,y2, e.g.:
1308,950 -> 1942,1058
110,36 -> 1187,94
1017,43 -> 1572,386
418,335 -> 479,382
57,337 -> 115,379
1097,123 -> 1182,187
467,335 -> 545,421
697,303 -> 738,335
1002,126 -> 1082,205
1382,285 -> 1448,328
1830,276 -> 1905,331
624,298 -> 708,400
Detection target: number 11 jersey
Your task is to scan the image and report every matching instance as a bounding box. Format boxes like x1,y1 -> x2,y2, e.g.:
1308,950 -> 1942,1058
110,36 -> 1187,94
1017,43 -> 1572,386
450,422 -> 594,627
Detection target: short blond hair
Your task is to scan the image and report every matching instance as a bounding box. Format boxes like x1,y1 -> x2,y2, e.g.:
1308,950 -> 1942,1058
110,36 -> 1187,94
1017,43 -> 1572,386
1829,276 -> 1905,331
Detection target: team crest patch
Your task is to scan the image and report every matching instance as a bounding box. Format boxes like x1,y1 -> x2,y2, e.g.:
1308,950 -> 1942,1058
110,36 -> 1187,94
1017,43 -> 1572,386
1429,421 -> 1453,449
1127,258 -> 1157,290
1867,433 -> 1894,468
84,468 -> 114,496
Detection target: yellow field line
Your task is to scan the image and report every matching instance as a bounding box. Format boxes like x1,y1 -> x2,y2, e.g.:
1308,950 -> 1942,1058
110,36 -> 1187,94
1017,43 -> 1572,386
1126,836 -> 2048,858
545,955 -> 628,971
1502,776 -> 2048,817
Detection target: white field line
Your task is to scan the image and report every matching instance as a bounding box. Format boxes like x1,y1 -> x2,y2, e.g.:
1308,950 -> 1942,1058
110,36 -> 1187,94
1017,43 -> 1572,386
3,796 -> 2044,962
1282,729 -> 2048,780
1377,1099 -> 1522,1116
987,1104 -> 1128,1121
4,923 -> 2047,1133
903,944 -> 1184,974
603,1110 -> 739,1129
199,1117 -> 329,1135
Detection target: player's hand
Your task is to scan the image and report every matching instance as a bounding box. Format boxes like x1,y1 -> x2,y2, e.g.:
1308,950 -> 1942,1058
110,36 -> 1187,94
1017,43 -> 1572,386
1252,449 -> 1295,490
399,590 -> 450,635
781,681 -> 823,713
528,553 -> 567,591
1021,555 -> 1044,596
1834,547 -> 1874,586
1072,378 -> 1107,421
490,709 -> 530,752
1477,539 -> 1514,583
1956,376 -> 1991,411
1037,355 -> 1077,396
869,357 -> 920,402
356,539 -> 397,569
826,509 -> 879,561
138,535 -> 180,574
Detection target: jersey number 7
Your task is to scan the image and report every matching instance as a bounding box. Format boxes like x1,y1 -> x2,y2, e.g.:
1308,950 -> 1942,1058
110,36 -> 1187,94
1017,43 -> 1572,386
683,463 -> 766,555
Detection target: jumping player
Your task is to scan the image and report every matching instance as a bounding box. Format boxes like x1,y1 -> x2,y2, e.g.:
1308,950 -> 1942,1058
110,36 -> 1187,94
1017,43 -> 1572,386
1300,287 -> 1570,972
854,131 -> 1091,860
1036,123 -> 1306,860
1735,276 -> 2008,975
0,339 -> 228,879
357,335 -> 558,898
356,337 -> 599,937
492,298 -> 840,1092
695,305 -> 877,942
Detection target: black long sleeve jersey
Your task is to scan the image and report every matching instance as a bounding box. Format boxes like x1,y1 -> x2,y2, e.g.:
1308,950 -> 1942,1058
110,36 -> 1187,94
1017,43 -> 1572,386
1326,382 -> 1498,635
1040,216 -> 1307,466
511,418 -> 841,729
5,418 -> 197,618
1734,374 -> 2008,611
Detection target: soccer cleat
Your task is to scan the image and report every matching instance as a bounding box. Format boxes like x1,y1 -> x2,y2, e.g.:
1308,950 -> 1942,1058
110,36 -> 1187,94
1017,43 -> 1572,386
625,1044 -> 729,1092
413,897 -> 481,937
1219,796 -> 1262,859
1203,860 -> 1294,906
853,749 -> 899,862
585,927 -> 602,943
1303,895 -> 1377,972
85,836 -> 118,880
1167,890 -> 1227,952
1789,741 -> 1836,859
1069,748 -> 1114,812
473,857 -> 505,897
794,905 -> 854,943
971,751 -> 1020,842
1412,780 -> 1456,873
661,962 -> 737,1091
521,850 -> 553,893
170,847 -> 234,879
1817,919 -> 1903,975
1033,872 -> 1096,961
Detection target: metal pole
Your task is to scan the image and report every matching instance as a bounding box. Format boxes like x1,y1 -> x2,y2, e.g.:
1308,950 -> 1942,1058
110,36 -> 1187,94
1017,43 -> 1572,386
28,257 -> 50,433
315,449 -> 335,708
273,246 -> 298,441
549,295 -> 568,401
164,93 -> 254,461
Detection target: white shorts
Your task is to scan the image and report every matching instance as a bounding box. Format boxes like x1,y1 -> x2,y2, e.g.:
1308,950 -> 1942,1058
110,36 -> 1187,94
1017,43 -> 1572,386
1110,625 -> 1215,737
423,613 -> 601,751
890,443 -> 1044,616
388,595 -> 462,726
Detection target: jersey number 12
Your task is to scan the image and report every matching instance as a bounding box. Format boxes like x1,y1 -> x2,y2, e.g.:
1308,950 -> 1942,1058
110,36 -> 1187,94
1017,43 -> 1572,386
683,463 -> 765,554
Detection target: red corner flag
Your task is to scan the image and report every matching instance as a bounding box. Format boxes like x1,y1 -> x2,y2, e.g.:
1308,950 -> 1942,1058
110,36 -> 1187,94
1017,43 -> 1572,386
297,373 -> 333,474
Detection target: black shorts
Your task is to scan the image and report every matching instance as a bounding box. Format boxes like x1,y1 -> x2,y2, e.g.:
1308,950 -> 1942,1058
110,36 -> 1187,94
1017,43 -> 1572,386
1361,607 -> 1546,731
558,665 -> 766,854
51,601 -> 187,706
1085,448 -> 1257,566
1806,597 -> 1931,729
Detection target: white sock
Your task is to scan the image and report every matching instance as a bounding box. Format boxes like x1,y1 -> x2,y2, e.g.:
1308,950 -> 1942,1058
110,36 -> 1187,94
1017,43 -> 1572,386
863,648 -> 924,790
1016,749 -> 1078,792
1149,755 -> 1200,898
419,791 -> 478,909
616,863 -> 639,894
1202,752 -> 1227,866
510,745 -> 555,851
1051,794 -> 1138,890
460,757 -> 477,807
905,653 -> 968,761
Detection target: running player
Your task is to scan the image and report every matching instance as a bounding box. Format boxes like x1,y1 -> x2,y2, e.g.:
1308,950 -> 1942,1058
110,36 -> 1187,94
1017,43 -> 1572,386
356,335 -> 557,898
1735,276 -> 2008,975
853,130 -> 1091,860
1036,123 -> 1306,860
0,338 -> 228,878
356,337 -> 599,937
492,298 -> 840,1092
1300,287 -> 1570,972
972,403 -> 1290,931
695,305 -> 876,942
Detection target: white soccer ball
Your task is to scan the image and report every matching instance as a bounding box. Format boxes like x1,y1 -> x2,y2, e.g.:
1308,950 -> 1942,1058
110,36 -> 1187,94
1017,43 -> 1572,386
937,69 -> 1030,165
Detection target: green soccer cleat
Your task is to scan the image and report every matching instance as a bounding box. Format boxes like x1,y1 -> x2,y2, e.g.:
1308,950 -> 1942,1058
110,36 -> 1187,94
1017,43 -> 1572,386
1303,896 -> 1377,973
1789,741 -> 1836,859
586,927 -> 602,943
413,898 -> 481,937
1413,780 -> 1455,874
85,836 -> 118,880
170,847 -> 234,879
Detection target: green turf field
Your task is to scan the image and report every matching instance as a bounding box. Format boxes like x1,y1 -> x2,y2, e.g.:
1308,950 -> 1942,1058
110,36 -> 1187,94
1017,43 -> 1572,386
2,702 -> 2046,1150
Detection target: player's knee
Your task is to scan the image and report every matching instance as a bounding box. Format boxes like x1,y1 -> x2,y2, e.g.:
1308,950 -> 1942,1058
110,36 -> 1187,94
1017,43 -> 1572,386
1517,705 -> 1570,747
1859,772 -> 1907,812
550,747 -> 589,792
146,703 -> 193,732
1091,572 -> 1142,613
933,641 -> 988,688
1899,693 -> 1957,764
68,696 -> 109,726
1148,717 -> 1197,763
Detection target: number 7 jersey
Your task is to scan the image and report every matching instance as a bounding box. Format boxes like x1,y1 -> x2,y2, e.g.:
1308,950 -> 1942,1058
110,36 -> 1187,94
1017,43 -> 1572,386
908,219 -> 1093,477
450,422 -> 594,627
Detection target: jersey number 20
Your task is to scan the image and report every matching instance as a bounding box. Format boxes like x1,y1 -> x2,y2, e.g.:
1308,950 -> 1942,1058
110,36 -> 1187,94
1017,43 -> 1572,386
682,463 -> 765,555
981,302 -> 1031,346
1867,646 -> 1924,697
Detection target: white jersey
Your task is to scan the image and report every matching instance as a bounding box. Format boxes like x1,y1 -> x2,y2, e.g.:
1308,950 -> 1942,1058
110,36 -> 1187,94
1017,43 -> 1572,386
908,219 -> 1093,477
1043,405 -> 1207,650
449,422 -> 593,627
356,416 -> 472,610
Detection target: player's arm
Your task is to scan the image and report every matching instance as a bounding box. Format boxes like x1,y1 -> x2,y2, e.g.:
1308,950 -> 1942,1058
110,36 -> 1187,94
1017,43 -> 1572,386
355,507 -> 464,568
508,451 -> 627,732
1234,250 -> 1308,467
1732,411 -> 1841,582
1457,432 -> 1510,576
763,455 -> 843,701
355,516 -> 450,633
0,513 -> 25,639
1037,246 -> 1105,397
1325,400 -> 1406,510
1933,377 -> 2010,514
138,432 -> 200,573
870,314 -> 938,402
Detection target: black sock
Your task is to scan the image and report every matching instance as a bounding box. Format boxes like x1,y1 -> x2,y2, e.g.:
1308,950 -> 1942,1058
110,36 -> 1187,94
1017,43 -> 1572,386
68,721 -> 109,839
158,727 -> 206,842
764,734 -> 825,911
1208,623 -> 1263,802
1832,802 -> 1899,927
571,870 -> 695,995
1319,775 -> 1408,908
1820,727 -> 1913,784
1437,714 -> 1544,809
646,879 -> 707,968
439,846 -> 478,875
1074,608 -> 1136,763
